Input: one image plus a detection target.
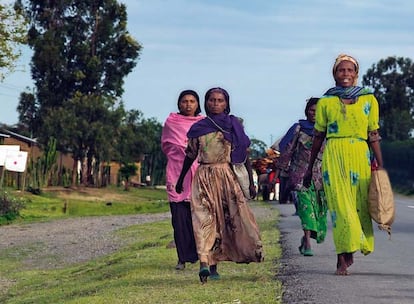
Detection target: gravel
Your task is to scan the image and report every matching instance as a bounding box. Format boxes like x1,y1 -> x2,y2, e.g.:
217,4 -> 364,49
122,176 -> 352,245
0,213 -> 171,269
0,203 -> 284,298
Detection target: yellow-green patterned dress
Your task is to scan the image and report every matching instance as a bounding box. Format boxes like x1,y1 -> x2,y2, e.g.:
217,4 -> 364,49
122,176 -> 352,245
314,94 -> 379,255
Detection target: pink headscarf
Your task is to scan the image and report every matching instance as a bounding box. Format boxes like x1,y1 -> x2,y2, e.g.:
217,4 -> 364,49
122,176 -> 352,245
161,112 -> 204,202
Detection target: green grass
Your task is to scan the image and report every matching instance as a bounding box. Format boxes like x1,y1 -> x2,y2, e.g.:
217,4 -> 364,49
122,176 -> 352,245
0,188 -> 283,303
5,186 -> 170,223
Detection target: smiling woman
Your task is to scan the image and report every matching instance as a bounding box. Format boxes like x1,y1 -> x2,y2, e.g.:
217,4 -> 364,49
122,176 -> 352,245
303,54 -> 385,276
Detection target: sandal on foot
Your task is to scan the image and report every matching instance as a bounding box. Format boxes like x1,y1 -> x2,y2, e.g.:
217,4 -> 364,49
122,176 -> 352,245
175,261 -> 185,270
199,267 -> 210,284
298,237 -> 305,255
303,248 -> 314,256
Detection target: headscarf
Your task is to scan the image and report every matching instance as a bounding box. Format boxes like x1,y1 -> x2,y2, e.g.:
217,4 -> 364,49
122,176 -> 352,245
177,89 -> 202,115
279,97 -> 318,153
187,87 -> 250,163
203,87 -> 231,115
326,54 -> 372,99
278,120 -> 315,153
332,54 -> 359,86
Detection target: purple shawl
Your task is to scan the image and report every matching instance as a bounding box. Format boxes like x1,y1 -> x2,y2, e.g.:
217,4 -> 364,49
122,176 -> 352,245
187,113 -> 250,163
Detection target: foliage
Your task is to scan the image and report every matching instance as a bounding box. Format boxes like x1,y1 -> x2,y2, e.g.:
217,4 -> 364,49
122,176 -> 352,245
250,137 -> 268,159
114,111 -> 166,186
16,89 -> 38,137
0,198 -> 282,303
118,163 -> 137,190
0,190 -> 26,224
40,92 -> 124,185
134,117 -> 166,185
16,0 -> 142,186
0,2 -> 27,80
115,109 -> 146,164
362,56 -> 414,141
26,137 -> 57,192
5,186 -> 168,224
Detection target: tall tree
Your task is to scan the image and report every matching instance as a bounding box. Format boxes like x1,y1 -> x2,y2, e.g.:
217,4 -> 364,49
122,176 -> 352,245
114,111 -> 165,185
362,56 -> 414,141
16,89 -> 37,137
0,2 -> 27,80
16,0 -> 141,185
249,138 -> 268,159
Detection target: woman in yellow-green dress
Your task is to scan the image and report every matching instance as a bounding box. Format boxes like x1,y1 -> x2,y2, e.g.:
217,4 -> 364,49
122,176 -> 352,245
303,54 -> 384,275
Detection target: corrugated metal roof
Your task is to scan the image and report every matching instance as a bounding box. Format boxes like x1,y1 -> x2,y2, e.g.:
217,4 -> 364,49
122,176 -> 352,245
0,129 -> 37,144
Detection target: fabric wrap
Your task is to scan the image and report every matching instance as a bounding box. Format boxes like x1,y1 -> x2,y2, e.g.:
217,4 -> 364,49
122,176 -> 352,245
232,163 -> 250,199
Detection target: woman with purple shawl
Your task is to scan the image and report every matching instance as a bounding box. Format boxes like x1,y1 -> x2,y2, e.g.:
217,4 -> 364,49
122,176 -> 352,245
161,90 -> 204,271
176,87 -> 263,284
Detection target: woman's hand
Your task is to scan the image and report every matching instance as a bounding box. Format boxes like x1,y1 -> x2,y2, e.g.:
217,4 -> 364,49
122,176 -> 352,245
302,168 -> 313,188
249,184 -> 257,199
175,179 -> 184,194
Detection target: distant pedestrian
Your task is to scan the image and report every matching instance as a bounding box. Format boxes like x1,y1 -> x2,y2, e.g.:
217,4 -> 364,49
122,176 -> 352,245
272,97 -> 327,256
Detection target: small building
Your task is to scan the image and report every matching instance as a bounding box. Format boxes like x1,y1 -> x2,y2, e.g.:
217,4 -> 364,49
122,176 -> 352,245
0,129 -> 142,189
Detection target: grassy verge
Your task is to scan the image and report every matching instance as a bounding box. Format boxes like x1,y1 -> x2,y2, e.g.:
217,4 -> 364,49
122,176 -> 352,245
0,188 -> 282,303
6,186 -> 170,223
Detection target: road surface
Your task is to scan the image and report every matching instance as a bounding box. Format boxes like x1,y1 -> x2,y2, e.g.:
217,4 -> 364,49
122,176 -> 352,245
276,193 -> 414,304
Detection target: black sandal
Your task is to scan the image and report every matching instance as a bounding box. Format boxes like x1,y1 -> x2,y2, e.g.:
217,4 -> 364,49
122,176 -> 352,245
199,267 -> 210,284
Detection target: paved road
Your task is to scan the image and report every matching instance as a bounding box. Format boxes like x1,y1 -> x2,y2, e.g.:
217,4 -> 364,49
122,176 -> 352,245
275,193 -> 414,304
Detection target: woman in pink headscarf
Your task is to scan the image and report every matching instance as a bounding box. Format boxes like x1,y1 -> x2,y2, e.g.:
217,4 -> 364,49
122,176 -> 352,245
161,90 -> 204,270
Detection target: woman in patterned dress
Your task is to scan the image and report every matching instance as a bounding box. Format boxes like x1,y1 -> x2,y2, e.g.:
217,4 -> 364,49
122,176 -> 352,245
272,97 -> 327,257
176,87 -> 263,284
303,54 -> 384,275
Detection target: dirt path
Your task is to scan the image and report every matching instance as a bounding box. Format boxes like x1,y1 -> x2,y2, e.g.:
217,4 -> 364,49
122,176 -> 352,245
0,213 -> 171,269
0,203 -> 275,296
0,204 -> 273,270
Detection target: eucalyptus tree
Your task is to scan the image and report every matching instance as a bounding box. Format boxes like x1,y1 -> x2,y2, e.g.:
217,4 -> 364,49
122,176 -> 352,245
15,0 -> 141,185
362,56 -> 414,141
0,2 -> 27,80
137,117 -> 165,185
249,138 -> 268,159
116,111 -> 165,186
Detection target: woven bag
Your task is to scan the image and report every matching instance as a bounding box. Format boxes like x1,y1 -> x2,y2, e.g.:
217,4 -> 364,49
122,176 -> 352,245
368,169 -> 395,236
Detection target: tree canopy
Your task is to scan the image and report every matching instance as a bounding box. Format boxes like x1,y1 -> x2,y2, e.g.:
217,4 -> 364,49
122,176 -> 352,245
362,56 -> 414,141
0,2 -> 27,80
15,0 -> 142,185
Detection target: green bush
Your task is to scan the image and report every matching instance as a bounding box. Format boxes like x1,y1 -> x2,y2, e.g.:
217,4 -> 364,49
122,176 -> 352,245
0,191 -> 26,223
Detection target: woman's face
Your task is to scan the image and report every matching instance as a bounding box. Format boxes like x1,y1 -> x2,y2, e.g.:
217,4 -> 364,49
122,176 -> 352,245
178,94 -> 199,116
206,92 -> 227,115
306,104 -> 316,123
334,60 -> 357,87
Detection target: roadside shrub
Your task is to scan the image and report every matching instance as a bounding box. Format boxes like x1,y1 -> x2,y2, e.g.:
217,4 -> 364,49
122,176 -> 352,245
0,191 -> 26,223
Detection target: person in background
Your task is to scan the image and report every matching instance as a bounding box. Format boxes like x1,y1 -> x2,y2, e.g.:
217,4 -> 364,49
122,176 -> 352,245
161,90 -> 204,270
176,87 -> 263,284
303,54 -> 384,275
271,97 -> 327,256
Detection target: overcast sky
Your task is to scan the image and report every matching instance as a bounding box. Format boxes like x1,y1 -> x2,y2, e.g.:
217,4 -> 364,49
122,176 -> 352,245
1,0 -> 414,145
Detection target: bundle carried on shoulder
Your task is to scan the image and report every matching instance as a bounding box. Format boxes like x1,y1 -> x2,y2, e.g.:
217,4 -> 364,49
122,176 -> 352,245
368,169 -> 395,237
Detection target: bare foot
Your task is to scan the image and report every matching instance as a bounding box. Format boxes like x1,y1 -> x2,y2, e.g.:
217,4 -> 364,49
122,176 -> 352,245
345,252 -> 354,267
336,254 -> 349,275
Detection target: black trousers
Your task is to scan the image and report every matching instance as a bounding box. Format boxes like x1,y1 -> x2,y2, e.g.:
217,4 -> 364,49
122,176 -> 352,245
169,201 -> 198,263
